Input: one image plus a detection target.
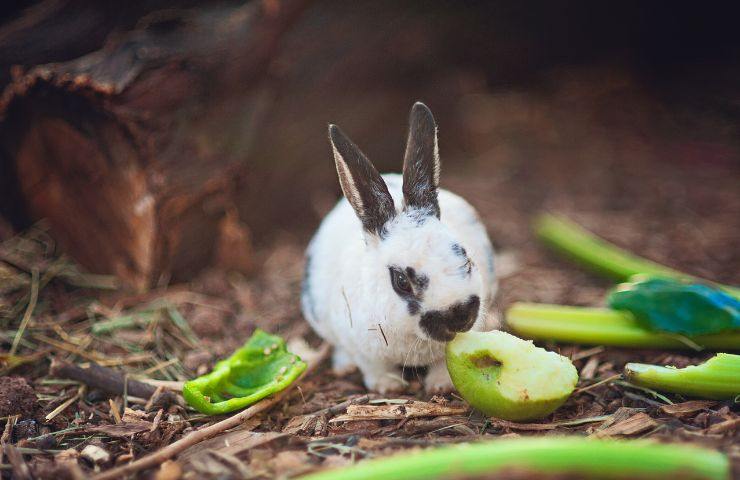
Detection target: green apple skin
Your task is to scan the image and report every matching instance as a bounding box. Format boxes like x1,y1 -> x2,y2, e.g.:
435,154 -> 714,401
446,331 -> 578,422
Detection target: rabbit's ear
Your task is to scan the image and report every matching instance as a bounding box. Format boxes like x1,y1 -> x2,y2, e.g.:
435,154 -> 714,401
329,124 -> 396,236
402,102 -> 440,218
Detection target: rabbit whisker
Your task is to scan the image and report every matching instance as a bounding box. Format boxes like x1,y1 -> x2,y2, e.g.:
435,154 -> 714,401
403,337 -> 421,373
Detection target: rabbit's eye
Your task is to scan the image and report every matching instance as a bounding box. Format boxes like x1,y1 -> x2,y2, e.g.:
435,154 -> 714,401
389,267 -> 413,296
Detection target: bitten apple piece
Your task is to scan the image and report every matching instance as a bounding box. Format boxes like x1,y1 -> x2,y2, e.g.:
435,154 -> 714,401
446,331 -> 578,421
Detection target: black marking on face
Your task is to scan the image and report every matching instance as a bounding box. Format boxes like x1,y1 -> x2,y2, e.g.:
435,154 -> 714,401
406,207 -> 431,226
407,299 -> 420,315
451,243 -> 467,259
419,295 -> 480,342
389,265 -> 427,315
451,243 -> 473,276
405,267 -> 429,291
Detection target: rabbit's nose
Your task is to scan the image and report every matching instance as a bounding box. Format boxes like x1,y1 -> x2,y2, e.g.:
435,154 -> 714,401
419,295 -> 480,342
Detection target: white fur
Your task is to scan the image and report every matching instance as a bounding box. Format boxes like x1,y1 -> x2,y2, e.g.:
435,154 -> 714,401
302,173 -> 497,393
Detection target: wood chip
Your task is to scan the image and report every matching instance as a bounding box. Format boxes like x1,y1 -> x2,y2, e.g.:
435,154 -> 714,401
178,430 -> 285,462
592,407 -> 638,432
706,418 -> 739,435
659,401 -> 717,418
489,419 -> 557,431
88,421 -> 152,438
154,460 -> 183,480
579,356 -> 600,380
81,444 -> 111,465
330,401 -> 467,422
283,414 -> 320,435
592,412 -> 658,438
570,346 -> 605,361
489,415 -> 609,432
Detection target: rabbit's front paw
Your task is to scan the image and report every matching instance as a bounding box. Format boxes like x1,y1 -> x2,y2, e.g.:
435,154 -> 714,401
331,347 -> 358,375
360,364 -> 406,394
424,363 -> 454,393
369,375 -> 407,394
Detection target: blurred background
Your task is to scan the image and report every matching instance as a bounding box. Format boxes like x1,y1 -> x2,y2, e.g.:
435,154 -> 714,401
1,0 -> 738,293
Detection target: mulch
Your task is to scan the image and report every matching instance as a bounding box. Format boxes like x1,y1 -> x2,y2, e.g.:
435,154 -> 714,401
1,66 -> 738,478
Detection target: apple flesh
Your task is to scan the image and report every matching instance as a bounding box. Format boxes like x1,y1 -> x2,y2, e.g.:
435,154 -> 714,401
446,330 -> 578,421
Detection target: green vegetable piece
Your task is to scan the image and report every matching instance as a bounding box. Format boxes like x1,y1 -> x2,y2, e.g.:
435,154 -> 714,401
625,353 -> 740,400
183,329 -> 306,415
534,214 -> 740,299
506,302 -> 740,350
298,437 -> 729,480
446,331 -> 578,421
609,276 -> 740,335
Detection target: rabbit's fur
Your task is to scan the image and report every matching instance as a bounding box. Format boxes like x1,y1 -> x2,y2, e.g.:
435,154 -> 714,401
302,102 -> 497,393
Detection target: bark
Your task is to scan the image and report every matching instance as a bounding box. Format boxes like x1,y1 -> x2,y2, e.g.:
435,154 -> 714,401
0,0 -> 308,289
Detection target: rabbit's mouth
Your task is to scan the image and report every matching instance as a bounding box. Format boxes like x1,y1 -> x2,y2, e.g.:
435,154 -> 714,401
419,295 -> 480,342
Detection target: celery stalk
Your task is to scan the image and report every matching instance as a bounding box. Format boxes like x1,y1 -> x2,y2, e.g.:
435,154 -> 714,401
299,437 -> 729,480
625,354 -> 740,400
506,303 -> 740,350
534,214 -> 740,299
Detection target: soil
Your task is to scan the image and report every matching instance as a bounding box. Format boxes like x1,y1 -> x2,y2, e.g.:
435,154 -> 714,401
0,64 -> 738,478
0,376 -> 38,419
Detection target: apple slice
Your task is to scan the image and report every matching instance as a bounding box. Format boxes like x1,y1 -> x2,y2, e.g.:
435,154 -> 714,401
446,330 -> 578,421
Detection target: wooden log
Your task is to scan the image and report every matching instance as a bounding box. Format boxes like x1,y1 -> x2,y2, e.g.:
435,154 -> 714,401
0,0 -> 309,290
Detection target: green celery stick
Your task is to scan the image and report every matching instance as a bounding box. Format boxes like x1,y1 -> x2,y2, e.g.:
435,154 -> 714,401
625,354 -> 740,400
534,214 -> 740,299
298,437 -> 729,480
506,302 -> 740,350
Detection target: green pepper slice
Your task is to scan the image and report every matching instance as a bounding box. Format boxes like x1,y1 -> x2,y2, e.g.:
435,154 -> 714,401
183,329 -> 306,415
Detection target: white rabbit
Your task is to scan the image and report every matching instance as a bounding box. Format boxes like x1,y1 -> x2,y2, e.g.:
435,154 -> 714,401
301,102 -> 497,393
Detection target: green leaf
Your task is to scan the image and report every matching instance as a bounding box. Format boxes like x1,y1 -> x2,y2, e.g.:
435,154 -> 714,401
608,276 -> 740,335
183,329 -> 306,415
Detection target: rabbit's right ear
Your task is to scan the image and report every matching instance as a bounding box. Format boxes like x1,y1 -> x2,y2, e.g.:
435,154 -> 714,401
329,124 -> 396,237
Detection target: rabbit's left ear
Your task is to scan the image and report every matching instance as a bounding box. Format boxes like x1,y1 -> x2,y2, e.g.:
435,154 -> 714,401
329,124 -> 396,237
402,102 -> 440,218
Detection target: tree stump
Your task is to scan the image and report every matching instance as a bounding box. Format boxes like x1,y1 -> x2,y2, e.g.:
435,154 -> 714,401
0,0 -> 309,290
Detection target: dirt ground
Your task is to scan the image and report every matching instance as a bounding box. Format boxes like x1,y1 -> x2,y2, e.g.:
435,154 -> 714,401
0,65 -> 738,478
